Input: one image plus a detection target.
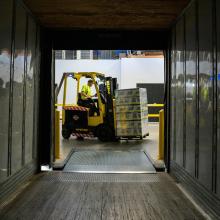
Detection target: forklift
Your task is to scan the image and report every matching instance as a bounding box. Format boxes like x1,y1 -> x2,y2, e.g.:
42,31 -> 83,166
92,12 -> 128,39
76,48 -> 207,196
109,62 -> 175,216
55,72 -> 118,142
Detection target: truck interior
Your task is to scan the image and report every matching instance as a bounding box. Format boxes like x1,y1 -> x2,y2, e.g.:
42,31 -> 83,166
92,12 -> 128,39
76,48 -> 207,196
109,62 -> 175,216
0,0 -> 219,219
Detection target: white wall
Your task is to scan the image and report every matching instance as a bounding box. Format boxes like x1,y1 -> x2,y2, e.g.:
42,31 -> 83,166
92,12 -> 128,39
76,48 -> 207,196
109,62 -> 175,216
55,58 -> 164,105
120,58 -> 164,89
55,60 -> 121,81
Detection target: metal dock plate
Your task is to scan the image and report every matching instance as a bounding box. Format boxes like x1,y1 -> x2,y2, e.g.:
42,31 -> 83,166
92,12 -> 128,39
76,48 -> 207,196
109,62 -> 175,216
64,151 -> 156,173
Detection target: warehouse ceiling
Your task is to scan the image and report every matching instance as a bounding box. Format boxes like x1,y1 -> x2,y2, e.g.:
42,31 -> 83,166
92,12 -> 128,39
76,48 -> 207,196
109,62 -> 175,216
23,0 -> 190,30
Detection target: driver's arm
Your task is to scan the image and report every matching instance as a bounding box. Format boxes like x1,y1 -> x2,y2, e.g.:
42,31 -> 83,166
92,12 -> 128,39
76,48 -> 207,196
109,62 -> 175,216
81,85 -> 91,99
81,91 -> 90,98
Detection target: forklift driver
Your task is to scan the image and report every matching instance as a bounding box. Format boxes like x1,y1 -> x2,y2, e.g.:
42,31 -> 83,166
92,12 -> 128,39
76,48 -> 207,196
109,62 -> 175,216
81,79 -> 99,116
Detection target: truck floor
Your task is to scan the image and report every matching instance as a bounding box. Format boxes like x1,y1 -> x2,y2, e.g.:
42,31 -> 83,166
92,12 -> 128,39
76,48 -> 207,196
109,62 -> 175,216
0,172 -> 205,220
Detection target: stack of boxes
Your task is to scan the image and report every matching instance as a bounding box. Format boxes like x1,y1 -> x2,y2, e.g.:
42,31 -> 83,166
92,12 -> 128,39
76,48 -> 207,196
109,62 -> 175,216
115,88 -> 149,138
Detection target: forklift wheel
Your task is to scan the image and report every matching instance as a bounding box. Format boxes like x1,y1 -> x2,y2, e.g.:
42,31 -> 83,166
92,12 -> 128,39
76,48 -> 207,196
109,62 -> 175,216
97,124 -> 114,142
62,128 -> 71,140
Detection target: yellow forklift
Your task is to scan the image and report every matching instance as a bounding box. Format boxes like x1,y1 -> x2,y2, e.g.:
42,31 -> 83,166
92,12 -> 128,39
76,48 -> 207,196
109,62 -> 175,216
55,72 -> 118,141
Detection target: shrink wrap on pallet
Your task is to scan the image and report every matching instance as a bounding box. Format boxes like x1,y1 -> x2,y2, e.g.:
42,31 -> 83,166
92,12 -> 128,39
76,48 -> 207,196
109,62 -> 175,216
115,88 -> 149,138
116,127 -> 149,137
116,111 -> 147,121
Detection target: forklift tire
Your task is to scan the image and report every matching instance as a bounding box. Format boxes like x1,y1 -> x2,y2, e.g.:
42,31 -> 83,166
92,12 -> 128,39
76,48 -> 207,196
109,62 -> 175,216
62,128 -> 71,140
97,124 -> 114,142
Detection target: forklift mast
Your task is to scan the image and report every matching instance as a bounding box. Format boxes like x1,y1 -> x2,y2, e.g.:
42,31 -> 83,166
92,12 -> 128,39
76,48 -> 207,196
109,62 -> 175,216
105,77 -> 117,128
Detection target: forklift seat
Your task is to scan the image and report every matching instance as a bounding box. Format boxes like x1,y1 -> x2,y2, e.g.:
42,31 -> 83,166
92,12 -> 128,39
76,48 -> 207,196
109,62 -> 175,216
78,92 -> 100,116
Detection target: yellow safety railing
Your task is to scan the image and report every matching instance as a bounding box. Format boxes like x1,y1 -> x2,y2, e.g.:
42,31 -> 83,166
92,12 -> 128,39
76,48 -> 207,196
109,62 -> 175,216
56,103 -> 164,119
55,110 -> 61,159
158,109 -> 164,160
147,104 -> 164,107
55,104 -> 73,120
147,104 -> 164,119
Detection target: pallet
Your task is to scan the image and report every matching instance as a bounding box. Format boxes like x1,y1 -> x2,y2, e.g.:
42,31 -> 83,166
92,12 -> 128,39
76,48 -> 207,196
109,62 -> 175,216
118,133 -> 149,140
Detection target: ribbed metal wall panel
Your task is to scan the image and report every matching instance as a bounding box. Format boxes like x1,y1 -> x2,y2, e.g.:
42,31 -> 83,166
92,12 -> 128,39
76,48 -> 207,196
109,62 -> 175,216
169,0 -> 220,216
0,0 -> 40,200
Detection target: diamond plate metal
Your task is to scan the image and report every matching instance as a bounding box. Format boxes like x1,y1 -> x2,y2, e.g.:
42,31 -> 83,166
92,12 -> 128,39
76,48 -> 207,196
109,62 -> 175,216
63,151 -> 156,173
41,172 -> 160,183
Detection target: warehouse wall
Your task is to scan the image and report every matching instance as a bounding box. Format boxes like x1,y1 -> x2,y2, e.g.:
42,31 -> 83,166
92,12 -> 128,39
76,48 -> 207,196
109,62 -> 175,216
120,58 -> 164,89
55,58 -> 164,104
55,60 -> 121,81
170,0 -> 220,217
0,0 -> 40,200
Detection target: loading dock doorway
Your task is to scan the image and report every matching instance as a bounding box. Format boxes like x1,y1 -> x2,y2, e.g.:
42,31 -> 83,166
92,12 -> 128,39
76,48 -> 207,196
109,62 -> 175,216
38,29 -> 169,170
51,50 -> 165,173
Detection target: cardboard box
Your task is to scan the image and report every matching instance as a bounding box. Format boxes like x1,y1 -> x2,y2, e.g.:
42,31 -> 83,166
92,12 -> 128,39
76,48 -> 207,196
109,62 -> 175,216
115,104 -> 148,113
116,126 -> 149,137
116,118 -> 148,129
116,111 -> 148,121
115,88 -> 147,105
116,88 -> 147,98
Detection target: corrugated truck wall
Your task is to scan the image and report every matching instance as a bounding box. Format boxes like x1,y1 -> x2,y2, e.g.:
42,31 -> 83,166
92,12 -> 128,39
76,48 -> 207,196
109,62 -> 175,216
0,0 -> 40,203
169,0 -> 220,218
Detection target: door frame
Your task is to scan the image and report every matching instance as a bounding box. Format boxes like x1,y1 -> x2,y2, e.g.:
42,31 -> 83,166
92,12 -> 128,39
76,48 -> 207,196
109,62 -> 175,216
38,28 -> 171,169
